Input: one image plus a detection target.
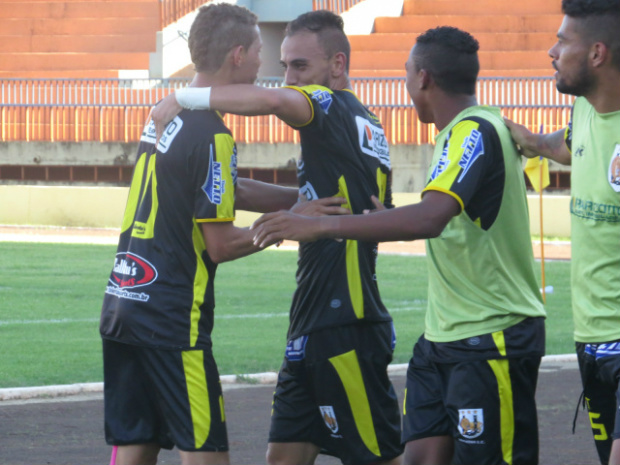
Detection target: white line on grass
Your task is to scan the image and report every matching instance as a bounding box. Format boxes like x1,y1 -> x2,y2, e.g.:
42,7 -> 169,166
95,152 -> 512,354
0,304 -> 426,326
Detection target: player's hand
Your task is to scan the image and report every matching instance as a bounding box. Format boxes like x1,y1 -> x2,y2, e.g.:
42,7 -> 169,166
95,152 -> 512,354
151,93 -> 183,143
290,196 -> 350,217
251,211 -> 322,247
363,195 -> 386,214
503,117 -> 539,159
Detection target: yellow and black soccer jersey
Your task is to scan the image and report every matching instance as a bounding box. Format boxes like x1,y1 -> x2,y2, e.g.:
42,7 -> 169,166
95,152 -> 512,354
285,85 -> 394,339
100,109 -> 237,349
422,106 -> 545,342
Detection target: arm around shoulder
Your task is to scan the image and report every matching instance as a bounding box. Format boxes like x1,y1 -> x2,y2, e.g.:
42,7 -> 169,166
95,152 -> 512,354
504,118 -> 571,165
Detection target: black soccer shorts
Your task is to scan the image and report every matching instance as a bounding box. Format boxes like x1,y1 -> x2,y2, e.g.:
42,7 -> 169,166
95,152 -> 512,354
402,317 -> 545,465
268,321 -> 402,465
576,340 -> 620,465
102,338 -> 228,452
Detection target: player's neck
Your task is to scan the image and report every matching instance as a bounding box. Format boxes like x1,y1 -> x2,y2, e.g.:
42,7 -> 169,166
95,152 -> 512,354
433,94 -> 478,131
328,74 -> 351,92
189,71 -> 233,89
585,74 -> 620,114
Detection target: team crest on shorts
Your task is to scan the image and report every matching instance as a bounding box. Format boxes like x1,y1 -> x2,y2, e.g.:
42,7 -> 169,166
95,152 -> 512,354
458,408 -> 484,439
319,406 -> 339,434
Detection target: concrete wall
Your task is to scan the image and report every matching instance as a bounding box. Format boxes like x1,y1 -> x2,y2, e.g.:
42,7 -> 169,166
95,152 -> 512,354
0,142 -> 434,193
0,185 -> 572,237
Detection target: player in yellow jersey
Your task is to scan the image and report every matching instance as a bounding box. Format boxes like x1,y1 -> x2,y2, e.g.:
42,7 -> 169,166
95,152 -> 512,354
100,5 -> 345,465
152,10 -> 402,465
505,1 -> 620,463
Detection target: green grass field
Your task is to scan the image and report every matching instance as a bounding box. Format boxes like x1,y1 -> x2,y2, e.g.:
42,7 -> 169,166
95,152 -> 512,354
0,242 -> 572,388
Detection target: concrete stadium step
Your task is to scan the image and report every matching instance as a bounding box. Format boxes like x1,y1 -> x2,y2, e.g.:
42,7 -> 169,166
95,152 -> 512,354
375,15 -> 560,34
349,32 -> 557,52
404,0 -> 561,15
349,68 -> 555,78
350,50 -> 552,72
0,70 -> 123,79
0,17 -> 159,35
0,52 -> 150,72
0,34 -> 155,53
0,0 -> 153,2
0,1 -> 159,19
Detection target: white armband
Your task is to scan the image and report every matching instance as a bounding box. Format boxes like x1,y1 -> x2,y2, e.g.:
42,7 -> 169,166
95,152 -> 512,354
175,86 -> 212,110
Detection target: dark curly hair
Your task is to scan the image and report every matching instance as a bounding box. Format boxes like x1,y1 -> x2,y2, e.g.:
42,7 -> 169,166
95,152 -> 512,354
188,3 -> 258,73
285,10 -> 351,72
562,0 -> 620,70
413,26 -> 480,95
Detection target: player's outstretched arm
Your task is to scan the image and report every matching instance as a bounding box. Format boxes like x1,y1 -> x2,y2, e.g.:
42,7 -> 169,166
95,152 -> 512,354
151,85 -> 312,140
251,191 -> 459,247
201,221 -> 267,264
236,178 -> 299,213
236,178 -> 349,216
503,117 -> 571,165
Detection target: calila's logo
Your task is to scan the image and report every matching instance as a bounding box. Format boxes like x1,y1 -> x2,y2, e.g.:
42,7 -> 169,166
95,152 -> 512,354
110,252 -> 158,289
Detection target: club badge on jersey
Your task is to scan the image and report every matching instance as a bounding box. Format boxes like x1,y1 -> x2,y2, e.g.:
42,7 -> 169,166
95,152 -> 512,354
608,144 -> 620,192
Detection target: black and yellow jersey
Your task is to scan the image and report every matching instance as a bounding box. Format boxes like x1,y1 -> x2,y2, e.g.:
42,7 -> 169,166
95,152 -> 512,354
422,106 -> 545,342
100,109 -> 237,349
286,85 -> 394,339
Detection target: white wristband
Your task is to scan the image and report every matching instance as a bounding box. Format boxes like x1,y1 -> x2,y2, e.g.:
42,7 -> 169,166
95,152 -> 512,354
175,86 -> 212,110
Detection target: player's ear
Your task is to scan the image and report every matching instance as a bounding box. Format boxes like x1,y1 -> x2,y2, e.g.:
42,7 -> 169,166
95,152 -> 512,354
419,69 -> 431,90
231,45 -> 245,67
330,51 -> 347,78
590,41 -> 608,68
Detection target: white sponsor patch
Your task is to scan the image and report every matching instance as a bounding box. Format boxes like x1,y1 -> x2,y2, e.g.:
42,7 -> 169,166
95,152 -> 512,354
139,116 -> 183,153
356,116 -> 390,169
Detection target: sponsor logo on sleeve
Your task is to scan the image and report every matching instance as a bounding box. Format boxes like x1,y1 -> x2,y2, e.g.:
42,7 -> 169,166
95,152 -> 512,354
355,116 -> 390,168
285,335 -> 309,361
608,144 -> 620,192
457,129 -> 484,182
430,142 -> 450,180
140,116 -> 183,154
202,144 -> 226,204
231,144 -> 238,185
310,89 -> 333,113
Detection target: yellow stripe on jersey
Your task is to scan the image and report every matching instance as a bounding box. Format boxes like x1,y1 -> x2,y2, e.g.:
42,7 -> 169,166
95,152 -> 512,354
376,167 -> 387,204
488,358 -> 515,465
182,349 -> 211,448
121,152 -> 148,233
335,175 -> 364,319
423,119 -> 483,212
564,125 -> 572,153
131,153 -> 159,239
190,221 -> 208,347
212,133 -> 236,221
329,350 -> 381,457
219,393 -> 226,423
